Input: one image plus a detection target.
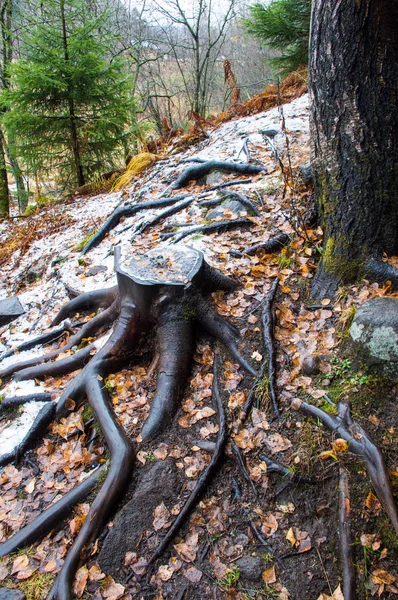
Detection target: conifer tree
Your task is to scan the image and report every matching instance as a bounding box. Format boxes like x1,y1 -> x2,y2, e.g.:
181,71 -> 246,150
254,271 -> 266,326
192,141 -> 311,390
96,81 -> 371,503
244,0 -> 311,76
3,0 -> 137,189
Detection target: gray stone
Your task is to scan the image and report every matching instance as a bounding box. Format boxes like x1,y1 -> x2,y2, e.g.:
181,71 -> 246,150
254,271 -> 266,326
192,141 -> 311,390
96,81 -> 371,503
349,297 -> 398,377
235,556 -> 264,581
0,296 -> 25,327
0,589 -> 26,600
302,355 -> 321,377
85,265 -> 107,277
299,162 -> 313,185
98,459 -> 179,576
205,171 -> 224,185
207,199 -> 249,220
261,128 -> 281,139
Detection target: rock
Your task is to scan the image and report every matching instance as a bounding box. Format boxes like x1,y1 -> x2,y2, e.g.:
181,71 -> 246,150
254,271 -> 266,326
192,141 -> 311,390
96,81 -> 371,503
85,265 -> 108,277
0,589 -> 26,600
299,162 -> 313,185
302,355 -> 321,377
261,128 -> 281,139
207,199 -> 249,219
98,459 -> 179,576
350,297 -> 398,377
235,556 -> 264,581
205,171 -> 224,185
0,296 -> 25,326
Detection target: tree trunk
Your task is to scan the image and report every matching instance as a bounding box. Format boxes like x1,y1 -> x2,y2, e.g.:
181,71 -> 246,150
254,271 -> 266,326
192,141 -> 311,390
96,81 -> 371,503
0,128 -> 9,217
310,0 -> 398,299
60,0 -> 85,187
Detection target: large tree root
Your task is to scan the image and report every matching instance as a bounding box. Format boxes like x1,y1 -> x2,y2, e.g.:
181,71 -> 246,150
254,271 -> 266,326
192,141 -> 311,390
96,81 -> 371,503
0,245 -> 257,599
0,393 -> 53,413
51,286 -> 118,326
0,321 -> 74,363
339,468 -> 356,600
81,196 -> 190,255
148,353 -> 227,564
1,300 -> 119,380
295,399 -> 398,533
171,161 -> 266,189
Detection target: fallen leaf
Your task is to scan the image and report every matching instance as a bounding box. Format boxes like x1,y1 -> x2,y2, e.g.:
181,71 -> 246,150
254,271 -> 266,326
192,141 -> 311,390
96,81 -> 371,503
73,566 -> 88,598
183,565 -> 203,583
262,565 -> 277,584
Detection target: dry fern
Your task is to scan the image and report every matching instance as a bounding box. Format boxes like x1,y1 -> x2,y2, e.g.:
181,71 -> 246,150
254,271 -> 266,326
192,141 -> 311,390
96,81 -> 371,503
111,152 -> 158,191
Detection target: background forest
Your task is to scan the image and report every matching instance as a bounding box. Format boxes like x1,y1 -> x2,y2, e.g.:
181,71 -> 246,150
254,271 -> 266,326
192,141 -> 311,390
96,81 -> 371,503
0,0 -> 309,216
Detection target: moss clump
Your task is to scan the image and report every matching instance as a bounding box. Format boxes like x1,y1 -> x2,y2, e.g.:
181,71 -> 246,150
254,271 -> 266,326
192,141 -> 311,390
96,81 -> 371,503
4,572 -> 55,600
76,231 -> 97,252
322,233 -> 365,283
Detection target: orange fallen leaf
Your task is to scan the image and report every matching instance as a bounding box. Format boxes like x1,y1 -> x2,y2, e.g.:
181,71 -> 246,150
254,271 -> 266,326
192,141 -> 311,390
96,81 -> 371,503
262,565 -> 277,584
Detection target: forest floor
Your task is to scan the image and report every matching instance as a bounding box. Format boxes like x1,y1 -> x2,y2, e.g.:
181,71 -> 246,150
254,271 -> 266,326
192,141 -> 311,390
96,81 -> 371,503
0,91 -> 398,600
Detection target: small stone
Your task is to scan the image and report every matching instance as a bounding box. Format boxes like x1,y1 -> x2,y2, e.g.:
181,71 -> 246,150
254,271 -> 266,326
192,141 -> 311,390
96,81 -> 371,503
205,171 -> 224,185
234,534 -> 249,547
0,296 -> 25,326
302,355 -> 321,376
0,589 -> 26,600
235,556 -> 264,581
85,265 -> 108,277
299,162 -> 313,185
261,128 -> 281,139
207,199 -> 248,219
322,379 -> 331,387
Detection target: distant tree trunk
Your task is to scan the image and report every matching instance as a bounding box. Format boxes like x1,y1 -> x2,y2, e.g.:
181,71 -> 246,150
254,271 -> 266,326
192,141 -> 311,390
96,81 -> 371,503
6,138 -> 27,212
0,128 -> 9,217
60,0 -> 85,187
310,0 -> 398,299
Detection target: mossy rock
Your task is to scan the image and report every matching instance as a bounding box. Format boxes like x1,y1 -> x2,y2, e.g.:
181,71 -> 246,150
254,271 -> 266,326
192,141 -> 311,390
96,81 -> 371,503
349,297 -> 398,379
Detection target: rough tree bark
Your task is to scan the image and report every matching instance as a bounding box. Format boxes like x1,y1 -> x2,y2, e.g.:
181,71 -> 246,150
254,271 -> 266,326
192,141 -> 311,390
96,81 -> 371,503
310,0 -> 398,299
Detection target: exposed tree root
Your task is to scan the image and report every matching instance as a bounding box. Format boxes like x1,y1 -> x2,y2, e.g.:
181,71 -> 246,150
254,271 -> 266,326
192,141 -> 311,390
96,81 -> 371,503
0,321 -> 73,362
199,191 -> 261,217
0,464 -> 107,556
81,196 -> 190,255
0,300 -> 119,380
0,402 -> 56,467
0,246 -> 257,598
131,196 -> 195,240
14,343 -> 96,382
172,161 -> 266,189
0,393 -> 53,413
51,286 -> 118,326
198,178 -> 253,195
160,218 -> 253,244
148,353 -> 227,564
365,256 -> 398,289
242,233 -> 291,257
231,439 -> 258,497
339,467 -> 356,600
260,455 -> 315,485
261,278 -> 279,417
296,399 -> 398,533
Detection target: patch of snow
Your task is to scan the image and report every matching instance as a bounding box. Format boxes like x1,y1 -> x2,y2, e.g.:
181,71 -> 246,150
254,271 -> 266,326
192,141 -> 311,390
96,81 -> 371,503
0,401 -> 47,458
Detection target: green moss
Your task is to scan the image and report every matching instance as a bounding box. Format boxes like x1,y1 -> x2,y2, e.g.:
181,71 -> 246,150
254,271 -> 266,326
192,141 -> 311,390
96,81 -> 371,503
76,231 -> 97,252
81,404 -> 94,423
